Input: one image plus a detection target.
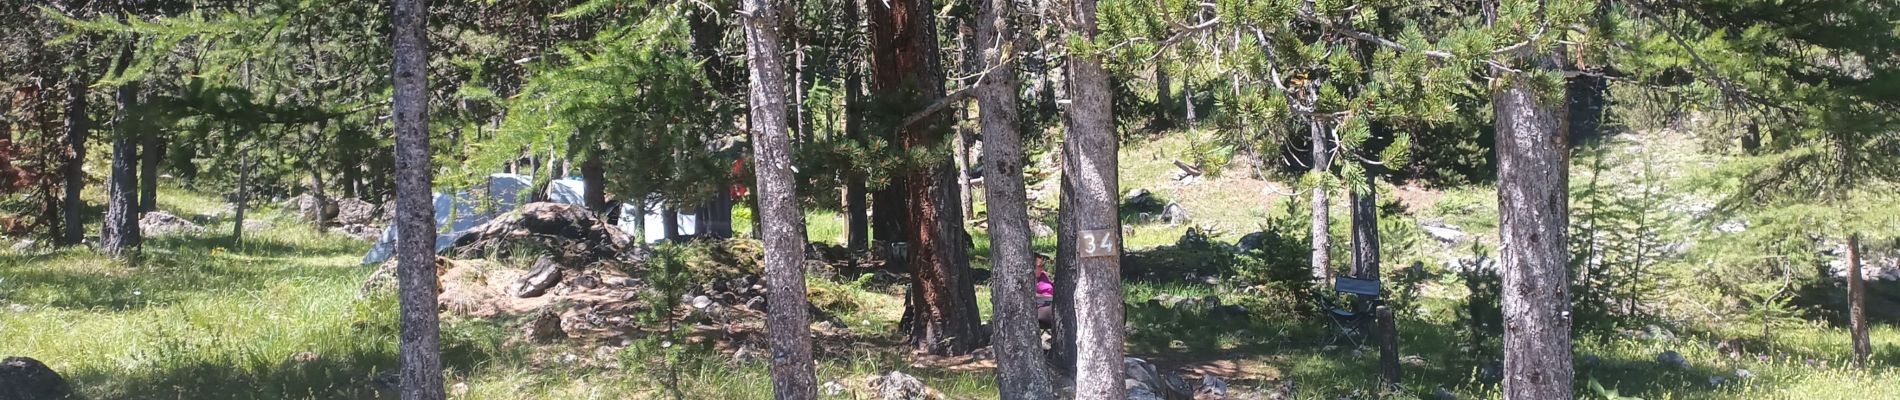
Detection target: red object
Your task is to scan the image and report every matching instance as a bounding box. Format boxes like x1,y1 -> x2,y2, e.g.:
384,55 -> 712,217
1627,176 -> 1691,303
730,158 -> 749,198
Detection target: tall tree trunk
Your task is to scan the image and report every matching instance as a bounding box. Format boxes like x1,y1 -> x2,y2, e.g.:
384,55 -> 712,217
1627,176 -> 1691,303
391,0 -> 446,396
101,43 -> 141,259
1052,163 -> 1079,372
843,2 -> 870,251
1309,120 -> 1332,283
1062,0 -> 1125,396
305,124 -> 331,226
60,69 -> 89,246
138,130 -> 160,212
868,0 -> 985,355
1349,172 -> 1379,279
976,0 -> 1054,394
1493,54 -> 1575,399
232,139 -> 250,244
955,24 -> 976,219
662,206 -> 681,241
581,155 -> 606,212
1846,233 -> 1870,369
742,0 -> 821,395
1154,60 -> 1172,129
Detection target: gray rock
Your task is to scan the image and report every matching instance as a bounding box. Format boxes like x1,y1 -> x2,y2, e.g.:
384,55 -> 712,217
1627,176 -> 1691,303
690,295 -> 714,309
1196,375 -> 1228,399
1657,350 -> 1689,370
1419,220 -> 1466,243
141,211 -> 206,236
1032,223 -> 1057,238
1127,387 -> 1165,400
1,356 -> 73,400
822,380 -> 847,396
1432,387 -> 1457,400
334,198 -> 378,225
522,308 -> 566,342
511,258 -> 564,298
1162,203 -> 1190,224
1124,357 -> 1162,393
872,371 -> 931,400
1267,378 -> 1297,400
1735,368 -> 1754,379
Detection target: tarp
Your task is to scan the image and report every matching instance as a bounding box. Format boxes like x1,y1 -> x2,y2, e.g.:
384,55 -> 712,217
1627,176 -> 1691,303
363,174 -> 698,264
361,173 -> 543,265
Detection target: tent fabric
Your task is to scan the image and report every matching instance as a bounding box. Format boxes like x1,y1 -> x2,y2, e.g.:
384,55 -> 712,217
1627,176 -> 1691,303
361,173 -> 545,265
361,173 -> 697,264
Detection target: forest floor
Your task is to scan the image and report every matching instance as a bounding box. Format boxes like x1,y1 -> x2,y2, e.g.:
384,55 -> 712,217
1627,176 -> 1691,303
4,134 -> 1899,399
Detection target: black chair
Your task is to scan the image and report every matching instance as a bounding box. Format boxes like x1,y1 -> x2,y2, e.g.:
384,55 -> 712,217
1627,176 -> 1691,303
1316,276 -> 1383,347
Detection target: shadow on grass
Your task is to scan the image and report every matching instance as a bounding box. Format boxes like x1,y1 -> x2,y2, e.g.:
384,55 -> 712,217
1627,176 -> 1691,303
58,311 -> 516,400
0,231 -> 368,312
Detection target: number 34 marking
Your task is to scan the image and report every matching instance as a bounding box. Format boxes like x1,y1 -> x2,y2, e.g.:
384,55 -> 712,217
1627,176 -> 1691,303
1079,229 -> 1117,258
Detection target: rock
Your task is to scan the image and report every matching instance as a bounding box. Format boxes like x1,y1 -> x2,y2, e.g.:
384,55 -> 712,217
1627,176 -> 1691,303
1657,350 -> 1689,370
8,304 -> 29,313
1708,375 -> 1726,386
690,295 -> 714,310
1235,232 -> 1269,253
744,296 -> 767,311
1162,203 -> 1190,224
1645,324 -> 1678,342
1127,388 -> 1165,400
9,240 -> 37,253
523,308 -> 566,342
0,356 -> 73,400
1400,355 -> 1427,367
1162,371 -> 1192,399
1032,223 -> 1057,238
510,257 -> 565,298
1432,387 -> 1457,400
331,224 -> 380,241
1193,375 -> 1228,400
447,202 -> 640,267
1124,188 -> 1156,207
334,198 -> 378,225
242,218 -> 273,231
822,380 -> 847,396
1735,368 -> 1754,379
1123,357 -> 1163,394
1419,220 -> 1466,244
871,371 -> 937,400
1266,378 -> 1297,400
140,211 -> 206,236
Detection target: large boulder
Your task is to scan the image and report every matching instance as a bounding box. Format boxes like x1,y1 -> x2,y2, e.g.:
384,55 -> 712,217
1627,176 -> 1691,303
1,356 -> 73,400
333,198 -> 378,225
447,202 -> 641,267
140,211 -> 205,236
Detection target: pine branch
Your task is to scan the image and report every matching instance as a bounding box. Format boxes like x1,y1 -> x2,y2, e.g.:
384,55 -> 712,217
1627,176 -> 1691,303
894,87 -> 974,134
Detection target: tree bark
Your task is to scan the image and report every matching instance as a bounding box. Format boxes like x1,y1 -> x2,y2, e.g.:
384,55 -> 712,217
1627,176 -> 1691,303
581,155 -> 606,212
60,68 -> 89,246
232,139 -> 250,244
976,0 -> 1055,394
1052,161 -> 1079,372
1310,120 -> 1332,284
1062,0 -> 1126,396
101,43 -> 141,259
742,0 -> 821,396
1154,60 -> 1172,128
139,127 -> 160,212
868,0 -> 986,355
1349,172 -> 1379,279
662,206 -> 681,241
1846,233 -> 1870,369
392,0 -> 446,396
843,0 -> 870,251
1493,57 -> 1575,399
1377,305 -> 1400,391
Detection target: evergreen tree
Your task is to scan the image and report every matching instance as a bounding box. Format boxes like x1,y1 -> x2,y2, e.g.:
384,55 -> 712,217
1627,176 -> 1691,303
742,0 -> 821,396
391,0 -> 445,397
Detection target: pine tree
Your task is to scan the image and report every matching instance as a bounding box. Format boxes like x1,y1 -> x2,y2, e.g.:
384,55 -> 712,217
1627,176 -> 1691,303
1061,0 -> 1126,396
391,0 -> 444,397
975,0 -> 1054,395
742,0 -> 821,396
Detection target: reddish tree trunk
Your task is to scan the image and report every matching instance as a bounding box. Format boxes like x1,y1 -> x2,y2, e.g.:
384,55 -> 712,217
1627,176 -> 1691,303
868,0 -> 985,355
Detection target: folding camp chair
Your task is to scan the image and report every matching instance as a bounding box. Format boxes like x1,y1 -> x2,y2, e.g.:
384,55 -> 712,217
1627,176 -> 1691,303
1316,276 -> 1383,348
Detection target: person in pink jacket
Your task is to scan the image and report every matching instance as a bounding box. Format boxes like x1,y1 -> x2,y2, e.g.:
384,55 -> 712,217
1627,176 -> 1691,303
1035,254 -> 1055,328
